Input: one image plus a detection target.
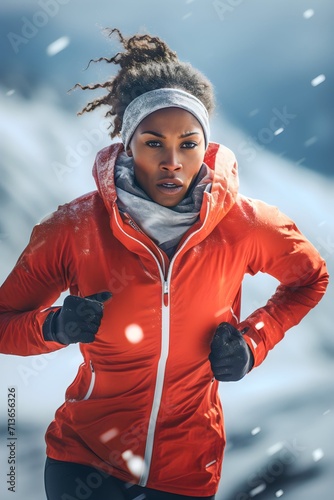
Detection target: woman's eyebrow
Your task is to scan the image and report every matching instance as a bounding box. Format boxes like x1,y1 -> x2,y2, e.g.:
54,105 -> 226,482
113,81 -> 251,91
179,131 -> 200,138
140,131 -> 200,138
141,130 -> 166,138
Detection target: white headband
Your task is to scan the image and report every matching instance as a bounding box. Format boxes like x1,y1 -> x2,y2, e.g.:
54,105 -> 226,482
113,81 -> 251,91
121,88 -> 210,150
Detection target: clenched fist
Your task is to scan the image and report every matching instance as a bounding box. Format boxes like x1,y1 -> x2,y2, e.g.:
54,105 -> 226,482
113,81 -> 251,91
43,292 -> 112,345
209,322 -> 254,381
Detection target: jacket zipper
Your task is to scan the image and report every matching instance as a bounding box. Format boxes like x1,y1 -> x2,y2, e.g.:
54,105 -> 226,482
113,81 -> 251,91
139,277 -> 170,486
113,203 -> 210,486
113,207 -> 169,484
83,360 -> 95,400
139,201 -> 211,486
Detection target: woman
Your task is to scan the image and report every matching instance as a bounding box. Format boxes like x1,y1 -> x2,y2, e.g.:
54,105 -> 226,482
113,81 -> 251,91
0,29 -> 329,499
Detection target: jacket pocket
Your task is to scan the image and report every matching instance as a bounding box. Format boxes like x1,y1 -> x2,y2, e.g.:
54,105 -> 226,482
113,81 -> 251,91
66,360 -> 96,402
82,360 -> 96,400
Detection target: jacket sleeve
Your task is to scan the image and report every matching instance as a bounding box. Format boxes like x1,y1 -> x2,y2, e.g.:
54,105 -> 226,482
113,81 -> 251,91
0,210 -> 74,356
238,200 -> 329,368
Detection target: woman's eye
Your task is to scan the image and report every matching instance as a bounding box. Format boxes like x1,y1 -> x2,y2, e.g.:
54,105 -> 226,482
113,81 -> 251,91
181,142 -> 197,149
146,140 -> 162,148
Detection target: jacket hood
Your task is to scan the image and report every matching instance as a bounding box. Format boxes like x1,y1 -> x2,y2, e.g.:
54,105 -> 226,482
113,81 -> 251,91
92,141 -> 239,232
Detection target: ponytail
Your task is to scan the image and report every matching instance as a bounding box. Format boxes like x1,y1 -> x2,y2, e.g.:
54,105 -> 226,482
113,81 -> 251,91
72,28 -> 215,139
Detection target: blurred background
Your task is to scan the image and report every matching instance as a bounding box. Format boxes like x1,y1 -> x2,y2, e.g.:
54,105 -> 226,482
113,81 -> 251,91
0,0 -> 333,499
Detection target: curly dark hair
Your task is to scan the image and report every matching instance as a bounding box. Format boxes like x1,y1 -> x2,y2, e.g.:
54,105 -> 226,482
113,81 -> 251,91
73,28 -> 215,139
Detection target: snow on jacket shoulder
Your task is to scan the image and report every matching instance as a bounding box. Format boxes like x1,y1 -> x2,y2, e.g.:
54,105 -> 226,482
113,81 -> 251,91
0,142 -> 329,496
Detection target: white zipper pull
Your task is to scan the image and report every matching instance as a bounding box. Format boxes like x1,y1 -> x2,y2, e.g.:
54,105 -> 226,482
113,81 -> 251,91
163,281 -> 169,307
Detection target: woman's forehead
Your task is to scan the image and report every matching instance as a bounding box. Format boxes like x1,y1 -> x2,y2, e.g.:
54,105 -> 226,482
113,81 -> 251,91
136,107 -> 204,133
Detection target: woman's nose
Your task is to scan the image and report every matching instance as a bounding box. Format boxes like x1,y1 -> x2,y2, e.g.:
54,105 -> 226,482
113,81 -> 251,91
160,149 -> 182,171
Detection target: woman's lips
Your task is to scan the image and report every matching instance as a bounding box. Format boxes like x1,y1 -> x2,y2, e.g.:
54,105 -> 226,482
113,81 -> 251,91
156,180 -> 183,196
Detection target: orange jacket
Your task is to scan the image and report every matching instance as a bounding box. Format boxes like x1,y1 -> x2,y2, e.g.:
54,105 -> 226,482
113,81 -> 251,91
0,142 -> 328,496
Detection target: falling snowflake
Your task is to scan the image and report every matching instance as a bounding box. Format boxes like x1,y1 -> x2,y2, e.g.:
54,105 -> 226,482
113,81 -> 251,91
249,108 -> 260,117
125,324 -> 144,344
275,490 -> 284,498
312,448 -> 324,462
251,426 -> 261,436
311,74 -> 326,87
99,427 -> 119,443
267,442 -> 284,456
122,450 -> 145,477
304,136 -> 318,147
249,483 -> 266,497
303,9 -> 314,19
46,36 -> 70,57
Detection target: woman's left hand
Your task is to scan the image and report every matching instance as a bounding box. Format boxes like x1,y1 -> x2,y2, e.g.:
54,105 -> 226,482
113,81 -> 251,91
209,322 -> 254,381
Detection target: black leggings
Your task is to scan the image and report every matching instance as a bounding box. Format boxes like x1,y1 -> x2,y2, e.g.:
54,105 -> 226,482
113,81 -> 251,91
44,457 -> 216,500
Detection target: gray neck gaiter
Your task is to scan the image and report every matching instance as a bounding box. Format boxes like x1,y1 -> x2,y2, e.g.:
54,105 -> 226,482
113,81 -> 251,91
114,152 -> 213,257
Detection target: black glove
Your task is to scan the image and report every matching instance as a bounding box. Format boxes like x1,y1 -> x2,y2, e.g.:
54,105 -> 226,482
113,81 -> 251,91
43,292 -> 112,345
209,322 -> 254,382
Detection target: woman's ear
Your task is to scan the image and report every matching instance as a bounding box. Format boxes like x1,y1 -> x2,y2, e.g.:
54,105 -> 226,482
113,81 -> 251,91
126,147 -> 133,157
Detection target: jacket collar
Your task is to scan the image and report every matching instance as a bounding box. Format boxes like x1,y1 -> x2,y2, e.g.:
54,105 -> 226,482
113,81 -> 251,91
92,141 -> 239,239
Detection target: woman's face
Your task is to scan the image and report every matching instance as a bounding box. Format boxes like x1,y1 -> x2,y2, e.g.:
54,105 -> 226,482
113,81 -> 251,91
127,107 -> 206,207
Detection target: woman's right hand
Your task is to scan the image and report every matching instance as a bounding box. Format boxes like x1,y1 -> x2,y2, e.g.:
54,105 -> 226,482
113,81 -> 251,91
42,292 -> 112,345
